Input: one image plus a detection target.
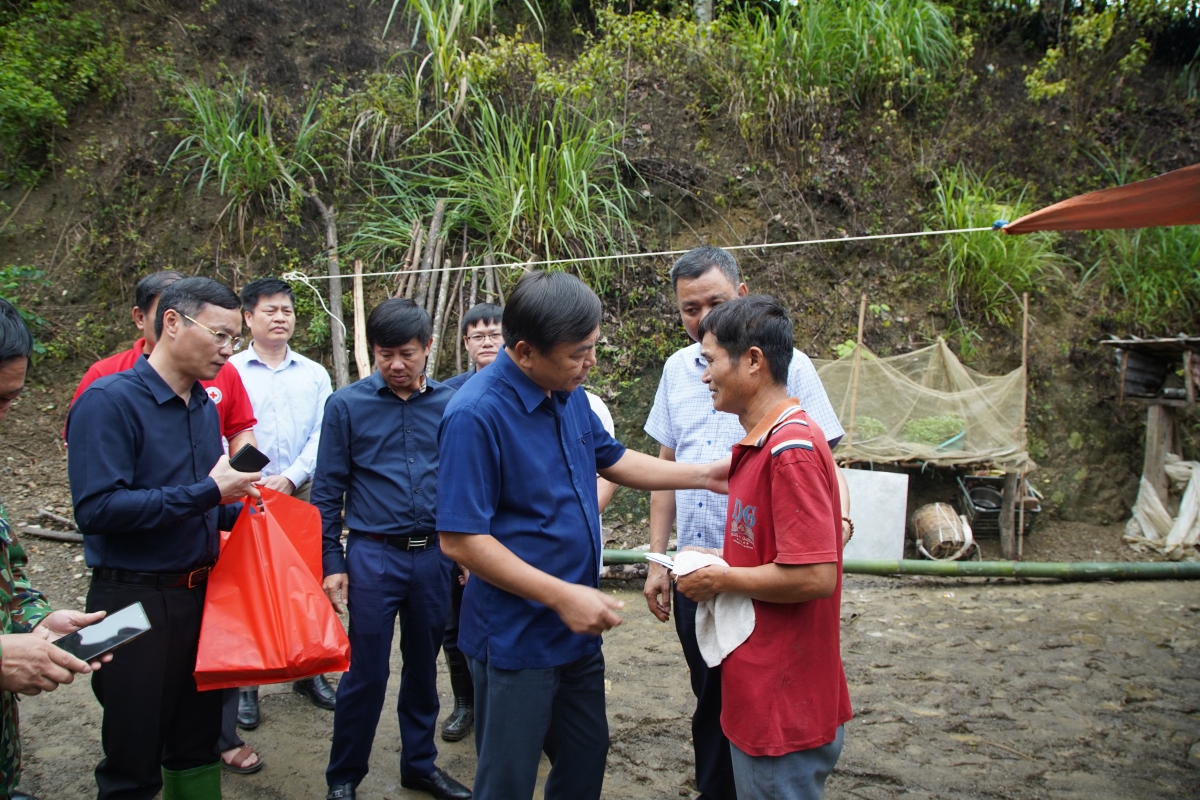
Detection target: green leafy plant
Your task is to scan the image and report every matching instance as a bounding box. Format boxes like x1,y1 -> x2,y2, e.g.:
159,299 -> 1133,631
1092,224 -> 1200,331
0,265 -> 49,356
903,414 -> 965,446
355,96 -> 641,289
852,416 -> 887,440
722,0 -> 966,145
931,164 -> 1072,325
0,0 -> 125,184
166,75 -> 324,246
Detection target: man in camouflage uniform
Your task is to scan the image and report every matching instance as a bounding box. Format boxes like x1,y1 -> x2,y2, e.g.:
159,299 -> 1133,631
0,298 -> 111,800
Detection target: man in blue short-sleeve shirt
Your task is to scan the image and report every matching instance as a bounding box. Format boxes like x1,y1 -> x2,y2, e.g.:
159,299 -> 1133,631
438,271 -> 730,800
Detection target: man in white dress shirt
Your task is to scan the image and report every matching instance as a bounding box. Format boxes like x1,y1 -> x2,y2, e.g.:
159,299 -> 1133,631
225,277 -> 337,753
642,247 -> 850,800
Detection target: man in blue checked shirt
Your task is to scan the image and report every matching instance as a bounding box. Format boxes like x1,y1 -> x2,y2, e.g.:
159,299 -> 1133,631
438,271 -> 731,800
314,299 -> 470,800
643,246 -> 851,800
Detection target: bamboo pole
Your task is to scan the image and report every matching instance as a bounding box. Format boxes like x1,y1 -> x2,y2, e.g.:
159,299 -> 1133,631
484,252 -> 498,302
1018,292 -> 1029,560
599,550 -> 1200,580
414,201 -> 445,308
469,264 -> 478,308
307,193 -> 350,389
394,218 -> 420,298
429,257 -> 456,377
845,294 -> 868,446
424,238 -> 445,316
352,259 -> 371,381
455,274 -> 464,375
402,220 -> 424,299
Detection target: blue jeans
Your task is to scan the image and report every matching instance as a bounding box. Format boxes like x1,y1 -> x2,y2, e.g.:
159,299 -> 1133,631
729,726 -> 845,800
467,650 -> 608,800
325,534 -> 453,787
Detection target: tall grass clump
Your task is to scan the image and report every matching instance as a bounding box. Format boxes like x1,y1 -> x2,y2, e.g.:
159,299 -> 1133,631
355,98 -> 639,288
725,0 -> 964,145
1092,225 -> 1200,331
931,165 -> 1071,325
166,76 -> 324,244
0,0 -> 125,184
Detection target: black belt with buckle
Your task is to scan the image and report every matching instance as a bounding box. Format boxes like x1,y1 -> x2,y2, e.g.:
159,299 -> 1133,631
94,564 -> 214,589
359,532 -> 438,551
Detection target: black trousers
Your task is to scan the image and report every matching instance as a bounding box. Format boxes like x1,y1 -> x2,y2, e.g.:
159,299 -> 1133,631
86,577 -> 223,800
674,587 -> 738,800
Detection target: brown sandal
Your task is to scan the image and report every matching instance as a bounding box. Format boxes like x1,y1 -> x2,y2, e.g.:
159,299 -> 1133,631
222,744 -> 264,774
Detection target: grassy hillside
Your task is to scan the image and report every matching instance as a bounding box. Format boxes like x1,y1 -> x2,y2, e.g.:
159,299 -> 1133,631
1,0 -> 1198,530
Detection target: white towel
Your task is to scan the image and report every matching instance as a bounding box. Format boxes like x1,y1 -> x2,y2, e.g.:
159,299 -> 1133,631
673,551 -> 756,668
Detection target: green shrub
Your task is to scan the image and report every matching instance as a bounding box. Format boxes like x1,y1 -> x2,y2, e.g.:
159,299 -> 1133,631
854,416 -> 887,440
354,96 -> 640,289
0,0 -> 125,184
723,0 -> 966,144
1092,224 -> 1200,331
166,76 -> 324,245
930,164 -> 1072,325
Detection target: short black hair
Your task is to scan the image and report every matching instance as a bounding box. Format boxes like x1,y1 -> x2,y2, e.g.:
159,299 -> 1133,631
669,246 -> 739,292
502,271 -> 602,353
697,295 -> 792,386
0,298 -> 33,364
366,298 -> 432,350
135,270 -> 185,315
240,277 -> 296,314
154,277 -> 242,337
461,302 -> 503,337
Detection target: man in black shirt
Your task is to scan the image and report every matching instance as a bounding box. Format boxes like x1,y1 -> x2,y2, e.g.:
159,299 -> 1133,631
68,277 -> 262,800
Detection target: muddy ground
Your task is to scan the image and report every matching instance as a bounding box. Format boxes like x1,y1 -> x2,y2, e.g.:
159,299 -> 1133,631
12,536 -> 1200,800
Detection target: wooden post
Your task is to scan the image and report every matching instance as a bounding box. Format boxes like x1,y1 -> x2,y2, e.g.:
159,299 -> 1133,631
1117,350 -> 1129,405
1185,351 -> 1196,405
469,265 -> 478,309
352,259 -> 371,381
999,472 -> 1019,560
394,219 -> 420,298
402,220 -> 424,300
484,253 -> 498,302
845,294 -> 868,446
1017,293 -> 1029,560
1143,404 -> 1176,506
455,275 -> 464,375
428,258 -> 455,378
307,193 -> 350,389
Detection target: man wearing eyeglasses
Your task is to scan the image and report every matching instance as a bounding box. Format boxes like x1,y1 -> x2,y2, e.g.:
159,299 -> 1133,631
442,303 -> 503,390
68,277 -> 264,800
67,270 -> 258,457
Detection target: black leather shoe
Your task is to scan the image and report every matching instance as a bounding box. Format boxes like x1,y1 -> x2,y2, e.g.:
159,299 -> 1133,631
237,688 -> 260,730
325,783 -> 355,800
440,698 -> 474,742
400,766 -> 472,799
294,674 -> 337,710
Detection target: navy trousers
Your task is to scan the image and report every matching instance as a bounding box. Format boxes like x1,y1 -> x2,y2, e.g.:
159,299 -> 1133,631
325,534 -> 453,787
675,587 -> 738,800
467,650 -> 608,800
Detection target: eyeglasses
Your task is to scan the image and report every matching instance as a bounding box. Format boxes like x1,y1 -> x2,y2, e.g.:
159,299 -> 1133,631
183,314 -> 244,351
467,332 -> 504,344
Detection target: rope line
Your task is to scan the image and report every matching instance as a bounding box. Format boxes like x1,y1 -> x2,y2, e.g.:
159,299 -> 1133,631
285,226 -> 997,282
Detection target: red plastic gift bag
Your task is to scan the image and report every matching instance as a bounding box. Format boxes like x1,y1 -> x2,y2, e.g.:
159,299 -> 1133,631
195,487 -> 350,690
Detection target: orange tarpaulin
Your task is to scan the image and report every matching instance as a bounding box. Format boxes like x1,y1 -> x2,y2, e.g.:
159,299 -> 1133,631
1003,163 -> 1200,234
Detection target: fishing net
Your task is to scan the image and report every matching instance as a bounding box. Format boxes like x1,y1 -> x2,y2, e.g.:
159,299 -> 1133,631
812,338 -> 1032,470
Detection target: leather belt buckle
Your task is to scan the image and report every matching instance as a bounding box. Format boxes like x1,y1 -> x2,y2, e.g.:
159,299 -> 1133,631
406,536 -> 429,550
187,566 -> 210,588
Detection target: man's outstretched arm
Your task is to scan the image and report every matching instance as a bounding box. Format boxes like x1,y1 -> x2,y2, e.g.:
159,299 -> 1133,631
600,449 -> 729,496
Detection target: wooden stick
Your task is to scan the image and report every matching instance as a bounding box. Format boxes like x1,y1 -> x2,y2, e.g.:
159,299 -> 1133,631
308,193 -> 350,389
19,525 -> 83,544
352,259 -> 371,380
456,273 -> 464,374
394,219 -> 419,297
424,239 -> 445,316
414,201 -> 445,308
38,508 -> 78,531
845,294 -> 868,446
484,252 -> 498,302
469,265 -> 478,309
403,219 -> 424,299
1017,292 -> 1029,560
429,257 -> 456,377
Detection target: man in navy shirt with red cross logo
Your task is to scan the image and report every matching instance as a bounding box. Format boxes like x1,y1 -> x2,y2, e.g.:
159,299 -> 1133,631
677,295 -> 851,800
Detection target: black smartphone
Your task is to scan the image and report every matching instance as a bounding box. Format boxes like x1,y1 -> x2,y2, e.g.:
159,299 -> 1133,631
228,443 -> 270,473
54,601 -> 152,661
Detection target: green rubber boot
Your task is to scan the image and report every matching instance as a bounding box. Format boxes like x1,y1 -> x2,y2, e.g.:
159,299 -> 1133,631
162,762 -> 222,800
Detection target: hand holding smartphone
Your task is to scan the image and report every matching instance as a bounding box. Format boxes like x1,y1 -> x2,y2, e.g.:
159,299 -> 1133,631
54,602 -> 152,661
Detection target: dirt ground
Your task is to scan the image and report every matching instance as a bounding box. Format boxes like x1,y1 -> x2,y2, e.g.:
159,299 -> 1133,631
4,375 -> 1200,798
12,547 -> 1200,800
